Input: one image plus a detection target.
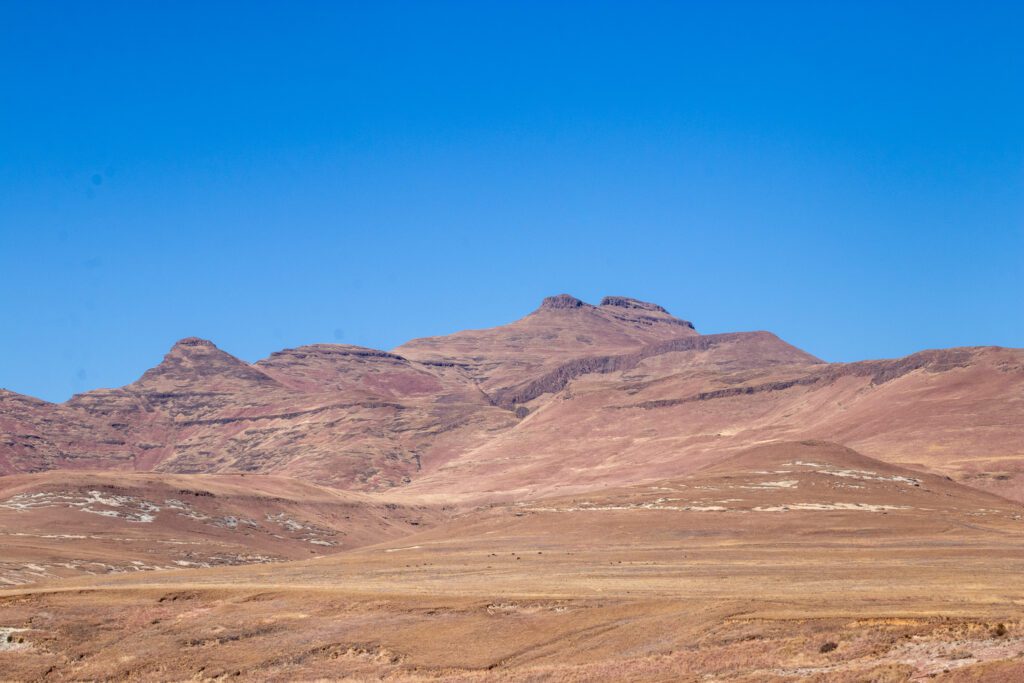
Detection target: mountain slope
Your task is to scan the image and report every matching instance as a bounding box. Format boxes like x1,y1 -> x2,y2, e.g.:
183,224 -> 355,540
402,341 -> 1024,502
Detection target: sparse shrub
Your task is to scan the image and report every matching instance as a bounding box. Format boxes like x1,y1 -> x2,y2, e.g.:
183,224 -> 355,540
819,641 -> 838,653
992,623 -> 1008,637
514,406 -> 529,419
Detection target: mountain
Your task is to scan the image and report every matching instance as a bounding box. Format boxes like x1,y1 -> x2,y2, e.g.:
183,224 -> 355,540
1,338 -> 511,489
1,295 -> 1022,503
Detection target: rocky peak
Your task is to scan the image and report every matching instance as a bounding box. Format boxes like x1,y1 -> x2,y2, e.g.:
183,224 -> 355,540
540,294 -> 589,310
172,337 -> 218,350
136,337 -> 277,387
599,296 -> 670,314
533,293 -> 695,330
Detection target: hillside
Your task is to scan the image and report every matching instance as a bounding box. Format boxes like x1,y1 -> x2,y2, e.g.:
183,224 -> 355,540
0,471 -> 445,586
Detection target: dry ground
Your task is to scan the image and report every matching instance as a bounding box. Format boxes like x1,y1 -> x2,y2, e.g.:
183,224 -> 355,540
0,472 -> 444,586
2,443 -> 1023,681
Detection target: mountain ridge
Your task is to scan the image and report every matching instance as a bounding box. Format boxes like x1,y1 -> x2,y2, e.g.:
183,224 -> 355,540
1,294 -> 1022,503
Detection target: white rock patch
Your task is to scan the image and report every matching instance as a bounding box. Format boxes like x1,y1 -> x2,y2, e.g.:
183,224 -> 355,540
741,480 -> 799,489
0,490 -> 160,523
754,502 -> 911,512
0,627 -> 30,652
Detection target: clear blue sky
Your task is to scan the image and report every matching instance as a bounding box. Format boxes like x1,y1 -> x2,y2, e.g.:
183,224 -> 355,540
1,1 -> 1022,402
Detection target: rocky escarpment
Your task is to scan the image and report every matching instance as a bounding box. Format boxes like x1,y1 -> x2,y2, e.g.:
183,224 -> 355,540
615,347 -> 980,410
540,294 -> 587,310
491,331 -> 818,408
491,333 -> 980,411
599,296 -> 670,314
598,296 -> 695,330
255,344 -> 453,397
260,345 -> 410,366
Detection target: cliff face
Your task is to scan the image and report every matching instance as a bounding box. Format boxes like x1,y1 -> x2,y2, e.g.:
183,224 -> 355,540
1,295 -> 1023,503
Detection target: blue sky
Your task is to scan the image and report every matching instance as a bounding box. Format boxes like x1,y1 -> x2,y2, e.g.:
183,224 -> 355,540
1,1 -> 1022,402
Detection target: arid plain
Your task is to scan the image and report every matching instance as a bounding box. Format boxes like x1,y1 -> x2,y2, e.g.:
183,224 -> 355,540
2,295 -> 1023,680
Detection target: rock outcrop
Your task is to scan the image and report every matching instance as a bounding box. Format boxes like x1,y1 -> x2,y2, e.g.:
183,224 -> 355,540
540,294 -> 587,309
599,296 -> 669,313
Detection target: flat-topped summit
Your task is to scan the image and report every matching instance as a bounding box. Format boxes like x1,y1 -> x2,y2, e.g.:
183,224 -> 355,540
528,294 -> 696,333
600,296 -> 670,314
534,294 -> 693,329
259,343 -> 408,364
172,337 -> 218,349
540,294 -> 588,310
538,294 -> 673,315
